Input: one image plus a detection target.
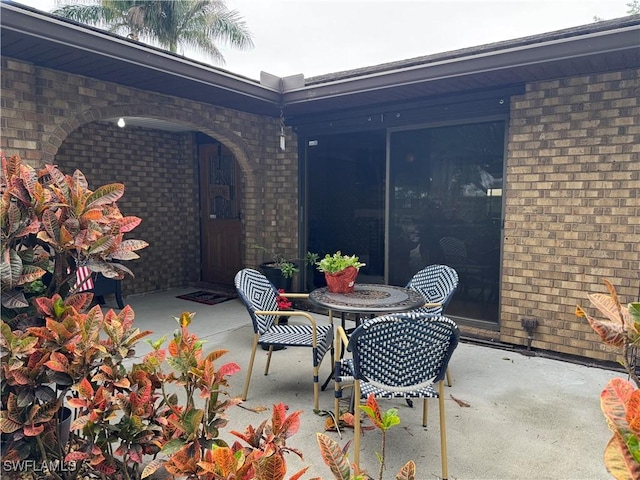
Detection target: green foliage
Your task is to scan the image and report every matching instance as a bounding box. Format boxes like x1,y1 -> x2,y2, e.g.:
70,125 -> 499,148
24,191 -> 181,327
316,251 -> 366,274
139,311 -> 242,479
254,244 -> 300,278
279,260 -> 299,278
305,251 -> 319,265
317,395 -> 415,480
51,0 -> 254,64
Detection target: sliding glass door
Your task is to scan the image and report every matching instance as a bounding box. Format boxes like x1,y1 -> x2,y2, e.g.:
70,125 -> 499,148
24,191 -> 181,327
305,130 -> 386,283
304,120 -> 505,323
389,121 -> 505,322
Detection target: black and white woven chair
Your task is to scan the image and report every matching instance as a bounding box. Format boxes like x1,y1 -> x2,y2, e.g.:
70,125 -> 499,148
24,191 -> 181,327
234,268 -> 334,410
438,236 -> 490,301
406,264 -> 459,386
333,312 -> 459,478
406,264 -> 459,316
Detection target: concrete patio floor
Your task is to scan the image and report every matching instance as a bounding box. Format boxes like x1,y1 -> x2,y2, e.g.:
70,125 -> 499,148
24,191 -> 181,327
110,287 -> 620,480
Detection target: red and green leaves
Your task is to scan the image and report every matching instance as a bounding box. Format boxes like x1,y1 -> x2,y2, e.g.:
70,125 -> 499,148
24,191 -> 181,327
317,432 -> 354,480
575,279 -> 639,348
600,378 -> 640,479
578,280 -> 640,479
229,403 -> 307,480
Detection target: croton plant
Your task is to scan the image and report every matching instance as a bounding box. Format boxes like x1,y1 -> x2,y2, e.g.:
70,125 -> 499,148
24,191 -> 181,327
0,152 -> 418,479
576,280 -> 640,479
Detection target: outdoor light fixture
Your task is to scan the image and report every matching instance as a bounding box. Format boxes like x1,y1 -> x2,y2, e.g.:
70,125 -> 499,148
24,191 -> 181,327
117,117 -> 126,128
279,109 -> 285,150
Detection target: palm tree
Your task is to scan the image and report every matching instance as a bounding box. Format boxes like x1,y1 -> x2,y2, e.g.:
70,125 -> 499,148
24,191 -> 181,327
52,0 -> 253,65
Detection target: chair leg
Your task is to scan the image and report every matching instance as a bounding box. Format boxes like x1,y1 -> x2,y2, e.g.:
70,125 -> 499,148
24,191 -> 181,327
264,345 -> 274,375
242,335 -> 259,401
334,372 -> 341,429
422,398 -> 428,427
353,381 -> 361,468
446,367 -> 453,387
313,362 -> 320,411
438,380 -> 449,480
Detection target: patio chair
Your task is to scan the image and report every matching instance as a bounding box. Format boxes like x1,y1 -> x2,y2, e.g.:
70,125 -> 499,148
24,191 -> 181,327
406,264 -> 459,316
234,268 -> 334,410
406,264 -> 459,385
333,312 -> 459,477
438,236 -> 491,301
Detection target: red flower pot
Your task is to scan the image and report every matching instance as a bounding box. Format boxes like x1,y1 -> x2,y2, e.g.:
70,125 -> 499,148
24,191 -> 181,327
325,266 -> 359,293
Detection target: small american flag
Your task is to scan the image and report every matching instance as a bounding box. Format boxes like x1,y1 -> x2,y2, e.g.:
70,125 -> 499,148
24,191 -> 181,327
74,266 -> 94,291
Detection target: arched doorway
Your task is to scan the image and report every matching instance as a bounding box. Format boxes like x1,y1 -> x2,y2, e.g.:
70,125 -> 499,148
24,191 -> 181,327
46,109 -> 253,294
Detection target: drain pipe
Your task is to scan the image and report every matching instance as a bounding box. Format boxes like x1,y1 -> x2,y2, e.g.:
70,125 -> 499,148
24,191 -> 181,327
521,318 -> 539,351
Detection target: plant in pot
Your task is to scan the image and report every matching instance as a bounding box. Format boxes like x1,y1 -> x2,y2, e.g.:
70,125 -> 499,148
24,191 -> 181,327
254,245 -> 299,291
305,251 -> 327,291
576,279 -> 640,479
316,251 -> 366,294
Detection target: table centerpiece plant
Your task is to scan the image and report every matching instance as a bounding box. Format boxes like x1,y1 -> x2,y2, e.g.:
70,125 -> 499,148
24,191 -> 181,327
316,251 -> 365,293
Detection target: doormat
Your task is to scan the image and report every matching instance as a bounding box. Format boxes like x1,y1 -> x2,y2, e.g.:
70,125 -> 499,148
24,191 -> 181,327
176,290 -> 237,306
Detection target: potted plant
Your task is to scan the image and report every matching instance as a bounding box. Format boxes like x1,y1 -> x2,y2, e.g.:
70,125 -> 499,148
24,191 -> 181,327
316,251 -> 365,293
304,251 -> 327,291
254,245 -> 299,291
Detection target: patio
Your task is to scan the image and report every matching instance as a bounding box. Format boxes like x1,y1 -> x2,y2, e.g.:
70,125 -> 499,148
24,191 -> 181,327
115,286 -> 619,479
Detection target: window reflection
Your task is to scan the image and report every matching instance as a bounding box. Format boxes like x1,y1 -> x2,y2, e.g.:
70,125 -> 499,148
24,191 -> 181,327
389,121 -> 505,322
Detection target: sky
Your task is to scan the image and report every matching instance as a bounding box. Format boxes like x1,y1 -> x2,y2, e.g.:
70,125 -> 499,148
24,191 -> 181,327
13,0 -> 636,80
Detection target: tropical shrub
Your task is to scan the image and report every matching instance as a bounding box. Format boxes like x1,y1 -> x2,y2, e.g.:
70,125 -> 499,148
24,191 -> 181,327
0,152 -> 149,477
576,279 -> 640,479
1,153 -> 148,319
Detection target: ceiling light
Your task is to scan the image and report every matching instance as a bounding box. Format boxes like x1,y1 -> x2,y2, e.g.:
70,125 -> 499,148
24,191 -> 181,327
117,118 -> 126,128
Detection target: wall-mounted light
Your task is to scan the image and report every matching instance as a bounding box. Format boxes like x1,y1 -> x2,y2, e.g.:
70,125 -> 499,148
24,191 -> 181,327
117,118 -> 126,128
279,109 -> 285,151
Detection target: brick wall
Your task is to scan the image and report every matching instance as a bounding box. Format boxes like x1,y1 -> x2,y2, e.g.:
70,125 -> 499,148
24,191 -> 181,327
2,55 -> 638,362
1,58 -> 300,295
54,122 -> 201,294
502,68 -> 640,362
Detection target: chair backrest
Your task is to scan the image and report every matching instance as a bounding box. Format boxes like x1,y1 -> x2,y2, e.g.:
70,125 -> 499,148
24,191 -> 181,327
234,268 -> 279,335
439,236 -> 468,266
406,264 -> 459,315
348,312 -> 459,391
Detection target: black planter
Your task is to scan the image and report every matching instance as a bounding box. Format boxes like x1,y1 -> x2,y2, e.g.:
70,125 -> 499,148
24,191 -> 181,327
260,262 -> 293,291
306,265 -> 327,291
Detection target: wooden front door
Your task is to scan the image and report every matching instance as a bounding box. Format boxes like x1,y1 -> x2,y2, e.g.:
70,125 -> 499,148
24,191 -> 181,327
199,143 -> 242,286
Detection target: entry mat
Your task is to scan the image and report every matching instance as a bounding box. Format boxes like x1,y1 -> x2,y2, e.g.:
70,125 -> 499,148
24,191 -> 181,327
176,290 -> 237,306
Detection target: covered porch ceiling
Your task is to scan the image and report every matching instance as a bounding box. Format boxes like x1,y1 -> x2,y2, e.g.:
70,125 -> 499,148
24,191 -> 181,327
2,1 -> 639,127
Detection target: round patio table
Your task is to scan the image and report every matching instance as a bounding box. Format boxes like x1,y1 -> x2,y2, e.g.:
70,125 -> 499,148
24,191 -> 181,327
309,283 -> 425,318
310,283 -> 427,390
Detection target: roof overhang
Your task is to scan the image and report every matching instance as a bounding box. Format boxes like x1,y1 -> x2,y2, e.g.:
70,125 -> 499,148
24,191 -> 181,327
282,21 -> 640,118
0,1 -> 282,116
2,1 -> 639,121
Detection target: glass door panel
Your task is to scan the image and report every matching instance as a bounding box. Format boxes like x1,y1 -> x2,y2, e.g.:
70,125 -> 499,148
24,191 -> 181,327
305,130 -> 386,284
389,121 -> 505,323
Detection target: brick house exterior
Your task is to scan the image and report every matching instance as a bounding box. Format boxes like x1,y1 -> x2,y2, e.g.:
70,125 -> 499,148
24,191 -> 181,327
501,71 -> 639,361
1,3 -> 638,363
